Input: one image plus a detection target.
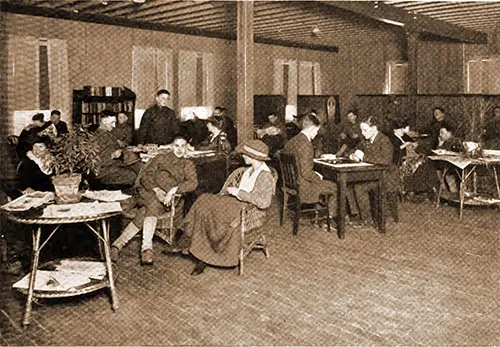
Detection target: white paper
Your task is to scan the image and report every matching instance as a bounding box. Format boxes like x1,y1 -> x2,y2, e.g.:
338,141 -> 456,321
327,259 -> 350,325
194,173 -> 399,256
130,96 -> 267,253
1,191 -> 55,212
56,260 -> 107,280
13,270 -> 91,292
314,159 -> 373,168
42,201 -> 122,218
82,190 -> 131,202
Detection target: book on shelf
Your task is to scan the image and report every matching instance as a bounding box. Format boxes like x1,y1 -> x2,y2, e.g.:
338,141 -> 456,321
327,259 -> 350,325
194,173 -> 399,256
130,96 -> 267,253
82,86 -> 130,97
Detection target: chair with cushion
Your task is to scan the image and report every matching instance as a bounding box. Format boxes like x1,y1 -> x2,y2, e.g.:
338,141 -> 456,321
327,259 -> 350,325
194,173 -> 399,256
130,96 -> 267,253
278,151 -> 331,235
218,166 -> 277,275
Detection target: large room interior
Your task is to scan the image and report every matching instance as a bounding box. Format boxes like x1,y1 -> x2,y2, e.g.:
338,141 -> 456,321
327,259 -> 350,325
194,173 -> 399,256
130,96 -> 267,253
0,0 -> 499,345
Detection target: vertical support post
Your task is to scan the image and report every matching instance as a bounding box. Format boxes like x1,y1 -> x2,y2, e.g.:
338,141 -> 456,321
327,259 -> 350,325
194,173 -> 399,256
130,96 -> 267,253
236,0 -> 254,145
406,29 -> 419,129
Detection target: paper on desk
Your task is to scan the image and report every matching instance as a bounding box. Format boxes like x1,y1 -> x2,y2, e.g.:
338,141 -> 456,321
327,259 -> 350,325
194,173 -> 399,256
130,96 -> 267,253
56,260 -> 106,280
82,190 -> 131,202
13,270 -> 91,292
42,201 -> 122,218
314,159 -> 373,168
185,150 -> 216,158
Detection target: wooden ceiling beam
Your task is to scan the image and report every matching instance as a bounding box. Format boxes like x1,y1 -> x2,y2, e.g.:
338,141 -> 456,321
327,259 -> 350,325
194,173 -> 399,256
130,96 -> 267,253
157,12 -> 232,26
1,2 -> 338,53
146,7 -> 227,23
130,3 -> 220,20
100,0 -> 184,16
321,1 -> 487,43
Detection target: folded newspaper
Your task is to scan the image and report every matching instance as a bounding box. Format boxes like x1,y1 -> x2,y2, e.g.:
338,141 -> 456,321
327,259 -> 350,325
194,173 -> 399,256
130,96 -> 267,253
82,190 -> 131,202
13,270 -> 91,292
1,191 -> 55,212
42,201 -> 122,218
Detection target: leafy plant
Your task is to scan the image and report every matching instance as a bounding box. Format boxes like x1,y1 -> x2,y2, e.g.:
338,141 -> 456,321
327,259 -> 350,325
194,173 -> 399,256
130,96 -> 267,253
51,126 -> 101,176
458,97 -> 494,142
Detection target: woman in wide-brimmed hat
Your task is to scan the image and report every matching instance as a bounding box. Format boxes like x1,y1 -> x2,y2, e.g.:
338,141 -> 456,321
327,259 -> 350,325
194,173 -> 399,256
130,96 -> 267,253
174,139 -> 276,276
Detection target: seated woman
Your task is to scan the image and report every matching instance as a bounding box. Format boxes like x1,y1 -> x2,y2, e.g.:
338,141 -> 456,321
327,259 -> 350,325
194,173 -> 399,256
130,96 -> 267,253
174,140 -> 275,276
18,135 -> 54,192
196,116 -> 232,153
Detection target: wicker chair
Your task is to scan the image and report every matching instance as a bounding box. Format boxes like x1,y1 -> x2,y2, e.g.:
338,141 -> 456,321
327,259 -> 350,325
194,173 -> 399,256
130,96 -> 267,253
154,194 -> 184,244
218,166 -> 277,275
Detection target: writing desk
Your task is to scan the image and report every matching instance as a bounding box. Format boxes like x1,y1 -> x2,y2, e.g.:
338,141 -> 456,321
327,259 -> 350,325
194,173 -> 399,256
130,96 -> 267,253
313,159 -> 387,239
5,207 -> 120,327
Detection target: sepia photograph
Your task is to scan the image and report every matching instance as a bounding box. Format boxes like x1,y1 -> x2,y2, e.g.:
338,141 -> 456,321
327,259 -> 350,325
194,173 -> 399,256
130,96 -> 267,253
0,0 -> 499,345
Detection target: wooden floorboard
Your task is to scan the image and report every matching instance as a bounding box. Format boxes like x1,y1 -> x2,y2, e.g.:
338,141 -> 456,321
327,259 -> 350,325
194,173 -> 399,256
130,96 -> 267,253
0,200 -> 498,345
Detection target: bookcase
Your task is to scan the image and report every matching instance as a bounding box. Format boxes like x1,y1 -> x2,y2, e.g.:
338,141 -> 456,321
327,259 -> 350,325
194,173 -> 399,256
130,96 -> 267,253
72,86 -> 136,128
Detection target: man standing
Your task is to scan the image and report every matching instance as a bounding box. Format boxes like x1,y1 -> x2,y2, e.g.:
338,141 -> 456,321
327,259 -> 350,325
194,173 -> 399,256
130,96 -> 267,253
43,110 -> 69,137
137,89 -> 180,145
284,113 -> 337,223
111,136 -> 198,265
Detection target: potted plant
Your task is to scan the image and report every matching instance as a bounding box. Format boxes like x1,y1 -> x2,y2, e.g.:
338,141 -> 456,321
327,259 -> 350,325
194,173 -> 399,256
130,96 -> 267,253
458,96 -> 494,157
51,126 -> 100,203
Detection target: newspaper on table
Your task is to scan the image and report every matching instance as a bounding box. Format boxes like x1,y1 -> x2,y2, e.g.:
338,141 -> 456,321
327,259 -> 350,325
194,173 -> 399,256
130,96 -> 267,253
42,201 -> 122,218
82,190 -> 131,202
1,191 -> 55,212
12,270 -> 91,292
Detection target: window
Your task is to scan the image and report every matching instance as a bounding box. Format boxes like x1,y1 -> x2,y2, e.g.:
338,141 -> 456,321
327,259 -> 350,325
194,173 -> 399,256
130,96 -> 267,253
274,59 -> 321,121
467,57 -> 500,94
298,61 -> 321,95
132,45 -> 173,109
178,50 -> 214,109
385,61 -> 408,94
7,36 -> 70,134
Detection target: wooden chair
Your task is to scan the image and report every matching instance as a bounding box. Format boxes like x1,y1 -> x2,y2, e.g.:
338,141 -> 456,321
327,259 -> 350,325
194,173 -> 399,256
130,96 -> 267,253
218,166 -> 277,275
278,151 -> 331,235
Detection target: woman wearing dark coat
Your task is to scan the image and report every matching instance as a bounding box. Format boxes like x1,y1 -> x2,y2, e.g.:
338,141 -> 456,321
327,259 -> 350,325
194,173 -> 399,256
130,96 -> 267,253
18,135 -> 54,192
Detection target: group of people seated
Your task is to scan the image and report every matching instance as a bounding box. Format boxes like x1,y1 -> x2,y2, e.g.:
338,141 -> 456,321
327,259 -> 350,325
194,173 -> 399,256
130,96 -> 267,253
9,91 -> 500,275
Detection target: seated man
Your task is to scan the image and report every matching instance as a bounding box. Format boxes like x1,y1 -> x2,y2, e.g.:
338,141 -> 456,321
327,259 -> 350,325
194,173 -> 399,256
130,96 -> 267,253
94,111 -> 139,187
111,136 -> 198,265
111,112 -> 133,147
336,110 -> 361,157
350,115 -> 397,227
284,113 -> 337,226
42,110 -> 69,138
256,112 -> 287,156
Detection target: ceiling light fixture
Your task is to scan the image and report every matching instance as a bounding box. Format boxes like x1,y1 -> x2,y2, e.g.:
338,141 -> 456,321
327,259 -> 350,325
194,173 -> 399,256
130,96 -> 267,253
133,0 -> 146,4
311,26 -> 321,36
73,9 -> 79,13
102,1 -> 108,5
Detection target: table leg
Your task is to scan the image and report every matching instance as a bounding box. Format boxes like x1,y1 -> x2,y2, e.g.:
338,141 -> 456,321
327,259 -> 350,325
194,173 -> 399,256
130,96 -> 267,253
101,219 -> 119,311
493,166 -> 500,199
459,168 -> 466,220
23,226 -> 41,327
378,176 -> 386,234
436,167 -> 448,208
337,173 -> 346,239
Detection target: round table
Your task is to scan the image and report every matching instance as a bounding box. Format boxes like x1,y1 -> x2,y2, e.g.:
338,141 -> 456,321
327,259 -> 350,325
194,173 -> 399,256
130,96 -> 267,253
5,211 -> 120,327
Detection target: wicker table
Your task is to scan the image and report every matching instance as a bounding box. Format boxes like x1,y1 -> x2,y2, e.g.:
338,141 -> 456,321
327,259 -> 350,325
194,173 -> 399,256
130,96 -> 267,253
429,155 -> 500,219
5,210 -> 120,327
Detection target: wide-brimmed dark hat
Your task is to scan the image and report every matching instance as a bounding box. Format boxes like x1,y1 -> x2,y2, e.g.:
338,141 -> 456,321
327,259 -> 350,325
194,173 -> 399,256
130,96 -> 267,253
236,140 -> 270,161
121,151 -> 141,166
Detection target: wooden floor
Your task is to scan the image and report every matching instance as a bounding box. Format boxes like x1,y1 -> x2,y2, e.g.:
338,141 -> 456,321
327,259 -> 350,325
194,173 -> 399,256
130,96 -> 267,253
1,200 -> 498,345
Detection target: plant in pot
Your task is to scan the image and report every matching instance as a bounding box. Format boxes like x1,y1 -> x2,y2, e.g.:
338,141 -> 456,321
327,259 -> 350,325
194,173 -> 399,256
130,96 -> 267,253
458,96 -> 494,158
51,126 -> 100,204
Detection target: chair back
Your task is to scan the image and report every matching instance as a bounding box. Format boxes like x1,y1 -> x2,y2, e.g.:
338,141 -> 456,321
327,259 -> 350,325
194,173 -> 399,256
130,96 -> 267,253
7,135 -> 19,148
277,151 -> 299,194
